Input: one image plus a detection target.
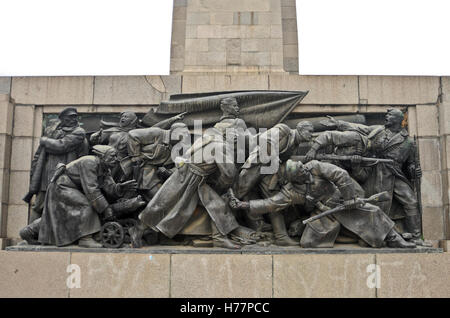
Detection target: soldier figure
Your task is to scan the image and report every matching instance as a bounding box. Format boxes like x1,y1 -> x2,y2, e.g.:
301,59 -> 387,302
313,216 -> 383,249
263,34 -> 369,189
90,111 -> 138,160
230,160 -> 415,248
234,121 -> 314,246
304,129 -> 372,184
24,107 -> 88,223
129,127 -> 255,249
20,145 -> 138,248
328,109 -> 424,245
127,122 -> 190,201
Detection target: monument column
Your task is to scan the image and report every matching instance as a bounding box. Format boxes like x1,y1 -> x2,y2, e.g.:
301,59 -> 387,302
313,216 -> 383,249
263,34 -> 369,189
439,77 -> 450,247
0,94 -> 14,249
183,0 -> 285,73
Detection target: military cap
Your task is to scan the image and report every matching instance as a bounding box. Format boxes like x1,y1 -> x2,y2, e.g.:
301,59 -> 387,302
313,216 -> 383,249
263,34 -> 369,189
58,107 -> 78,118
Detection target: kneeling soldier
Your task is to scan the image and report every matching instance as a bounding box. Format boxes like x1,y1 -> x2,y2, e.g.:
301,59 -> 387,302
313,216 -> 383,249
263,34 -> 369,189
230,160 -> 415,249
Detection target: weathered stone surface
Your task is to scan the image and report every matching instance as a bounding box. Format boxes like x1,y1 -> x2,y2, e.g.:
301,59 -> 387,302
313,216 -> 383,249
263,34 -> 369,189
283,44 -> 298,58
439,240 -> 450,252
377,253 -> 450,297
273,254 -> 375,297
0,203 -> 7,237
407,106 -> 418,137
196,52 -> 227,66
0,238 -> 7,249
438,101 -> 450,136
33,107 -> 43,138
69,253 -> 170,298
172,5 -> 187,21
185,39 -> 209,52
10,138 -> 33,171
0,77 -> 11,94
282,31 -> 297,44
0,251 -> 70,297
422,207 -> 445,240
441,76 -> 450,103
182,74 -> 268,93
417,138 -> 441,171
188,0 -> 271,12
269,75 -> 359,104
8,171 -> 29,205
421,170 -> 443,207
359,76 -> 439,105
281,5 -> 297,19
208,39 -> 227,52
210,12 -> 234,25
93,76 -> 181,105
170,58 -> 185,73
416,105 -> 439,137
0,169 -> 10,203
0,134 -> 12,170
186,12 -> 210,25
443,136 -> 450,171
174,0 -> 187,7
284,57 -> 298,73
171,254 -> 272,297
6,204 -> 28,238
12,106 -> 35,137
0,95 -> 14,135
241,52 -> 271,66
197,25 -> 223,38
11,77 -> 94,105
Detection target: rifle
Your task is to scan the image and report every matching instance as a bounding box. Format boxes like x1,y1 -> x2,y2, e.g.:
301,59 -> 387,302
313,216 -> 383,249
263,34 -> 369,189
413,136 -> 423,234
302,191 -> 391,225
291,154 -> 394,164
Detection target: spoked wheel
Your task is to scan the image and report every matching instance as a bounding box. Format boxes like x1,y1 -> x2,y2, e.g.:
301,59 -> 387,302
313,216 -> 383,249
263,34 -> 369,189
119,218 -> 137,244
100,221 -> 125,248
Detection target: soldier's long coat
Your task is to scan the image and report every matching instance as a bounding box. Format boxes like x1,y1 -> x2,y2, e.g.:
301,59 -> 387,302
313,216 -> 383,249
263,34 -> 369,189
337,123 -> 418,219
33,124 -> 88,192
139,129 -> 239,238
38,156 -> 122,246
249,160 -> 395,248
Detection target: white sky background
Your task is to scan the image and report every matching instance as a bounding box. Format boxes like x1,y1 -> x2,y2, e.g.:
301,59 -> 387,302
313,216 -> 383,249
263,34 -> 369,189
0,0 -> 449,76
0,0 -> 173,76
296,0 -> 450,76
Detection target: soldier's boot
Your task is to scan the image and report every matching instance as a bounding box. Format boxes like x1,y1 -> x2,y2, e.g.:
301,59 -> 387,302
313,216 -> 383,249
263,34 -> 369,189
78,234 -> 103,248
19,218 -> 41,245
211,223 -> 241,249
269,213 -> 298,246
385,228 -> 416,248
129,221 -> 147,248
402,215 -> 431,247
245,214 -> 272,232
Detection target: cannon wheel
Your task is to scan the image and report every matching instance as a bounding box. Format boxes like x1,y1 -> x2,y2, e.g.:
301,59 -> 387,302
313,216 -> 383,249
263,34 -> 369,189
119,218 -> 137,244
101,221 -> 125,248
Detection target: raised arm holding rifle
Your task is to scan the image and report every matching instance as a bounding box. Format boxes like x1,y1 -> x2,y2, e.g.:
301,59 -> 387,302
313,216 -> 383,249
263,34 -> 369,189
321,110 -> 427,246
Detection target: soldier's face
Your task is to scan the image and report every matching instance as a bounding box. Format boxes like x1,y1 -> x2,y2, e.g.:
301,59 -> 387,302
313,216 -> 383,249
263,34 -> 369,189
222,101 -> 240,116
120,113 -> 136,127
385,112 -> 402,127
296,170 -> 311,184
103,150 -> 118,168
298,125 -> 314,141
61,114 -> 78,127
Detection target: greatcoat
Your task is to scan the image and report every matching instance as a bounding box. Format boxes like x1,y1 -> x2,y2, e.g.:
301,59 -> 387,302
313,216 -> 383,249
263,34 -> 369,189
38,156 -> 123,246
248,160 -> 395,248
139,128 -> 239,238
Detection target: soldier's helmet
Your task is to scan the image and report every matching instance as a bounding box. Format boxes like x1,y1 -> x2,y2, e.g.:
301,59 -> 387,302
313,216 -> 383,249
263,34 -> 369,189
285,159 -> 309,182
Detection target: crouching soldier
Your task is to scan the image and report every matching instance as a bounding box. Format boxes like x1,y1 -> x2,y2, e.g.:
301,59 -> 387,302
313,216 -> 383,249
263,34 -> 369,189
20,145 -> 138,248
229,159 -> 415,249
